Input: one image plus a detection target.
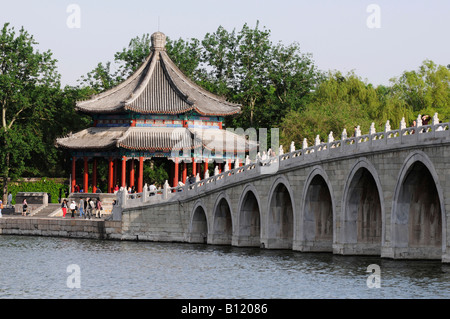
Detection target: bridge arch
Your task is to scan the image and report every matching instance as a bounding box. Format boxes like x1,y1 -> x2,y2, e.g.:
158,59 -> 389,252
189,201 -> 208,244
391,151 -> 445,259
266,175 -> 295,249
341,158 -> 384,255
210,192 -> 234,246
234,184 -> 262,247
296,166 -> 334,252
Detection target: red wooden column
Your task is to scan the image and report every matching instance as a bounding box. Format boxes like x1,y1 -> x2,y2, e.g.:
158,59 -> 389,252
138,156 -> 144,193
192,158 -> 197,177
129,159 -> 135,188
113,158 -> 118,189
121,156 -> 127,188
92,158 -> 97,193
108,157 -> 114,193
71,156 -> 76,193
182,162 -> 187,183
173,158 -> 179,188
83,157 -> 89,193
204,160 -> 208,178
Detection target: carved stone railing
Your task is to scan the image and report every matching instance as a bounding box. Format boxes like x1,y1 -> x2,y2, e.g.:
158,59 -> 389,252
120,113 -> 450,209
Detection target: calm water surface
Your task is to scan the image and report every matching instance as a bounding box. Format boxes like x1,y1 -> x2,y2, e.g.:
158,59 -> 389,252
0,235 -> 449,299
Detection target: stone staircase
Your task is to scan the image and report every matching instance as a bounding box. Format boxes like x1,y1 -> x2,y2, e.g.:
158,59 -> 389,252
31,203 -> 62,217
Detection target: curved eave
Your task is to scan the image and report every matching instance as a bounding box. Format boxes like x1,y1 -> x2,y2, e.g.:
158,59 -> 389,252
55,127 -> 128,151
75,103 -> 125,115
73,52 -> 155,114
123,104 -> 196,115
193,106 -> 241,117
56,143 -> 118,151
117,144 -> 202,152
55,138 -> 119,150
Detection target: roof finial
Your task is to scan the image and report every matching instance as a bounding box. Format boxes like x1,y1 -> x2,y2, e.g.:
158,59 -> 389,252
151,31 -> 166,51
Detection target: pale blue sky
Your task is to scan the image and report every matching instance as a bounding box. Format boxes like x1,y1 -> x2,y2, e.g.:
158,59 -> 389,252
1,0 -> 449,87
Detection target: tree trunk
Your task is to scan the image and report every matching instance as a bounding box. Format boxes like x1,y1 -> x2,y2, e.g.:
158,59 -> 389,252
249,99 -> 255,127
2,152 -> 9,203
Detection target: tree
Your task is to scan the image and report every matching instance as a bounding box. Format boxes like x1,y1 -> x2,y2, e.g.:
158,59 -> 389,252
202,22 -> 321,130
280,71 -> 380,147
114,33 -> 152,82
0,23 -> 60,201
389,59 -> 450,121
166,36 -> 205,81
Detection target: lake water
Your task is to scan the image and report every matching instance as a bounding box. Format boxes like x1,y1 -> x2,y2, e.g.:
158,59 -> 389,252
0,235 -> 449,299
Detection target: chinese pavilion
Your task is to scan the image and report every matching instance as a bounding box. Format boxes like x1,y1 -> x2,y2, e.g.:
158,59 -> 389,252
56,32 -> 250,194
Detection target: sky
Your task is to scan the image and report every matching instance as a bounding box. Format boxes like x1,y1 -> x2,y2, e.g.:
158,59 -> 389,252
1,0 -> 449,87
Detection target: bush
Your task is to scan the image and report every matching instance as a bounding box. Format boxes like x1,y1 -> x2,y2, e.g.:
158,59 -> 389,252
6,178 -> 68,204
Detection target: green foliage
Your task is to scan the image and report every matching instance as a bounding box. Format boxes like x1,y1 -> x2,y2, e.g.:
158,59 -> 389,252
0,22 -> 61,201
201,22 -> 321,130
166,36 -> 205,81
143,160 -> 169,187
6,178 -> 67,204
389,59 -> 450,121
114,34 -> 152,81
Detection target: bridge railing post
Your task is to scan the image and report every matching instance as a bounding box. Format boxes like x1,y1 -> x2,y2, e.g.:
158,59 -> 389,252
142,184 -> 148,203
163,180 -> 169,200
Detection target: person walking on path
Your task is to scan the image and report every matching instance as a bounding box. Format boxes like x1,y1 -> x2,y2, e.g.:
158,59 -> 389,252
0,200 -> 3,218
84,197 -> 91,219
95,197 -> 103,218
61,199 -> 68,217
78,197 -> 85,218
7,192 -> 12,208
89,198 -> 96,218
69,200 -> 76,218
22,199 -> 28,217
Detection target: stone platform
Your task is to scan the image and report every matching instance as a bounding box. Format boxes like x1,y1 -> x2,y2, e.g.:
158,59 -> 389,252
0,216 -> 122,240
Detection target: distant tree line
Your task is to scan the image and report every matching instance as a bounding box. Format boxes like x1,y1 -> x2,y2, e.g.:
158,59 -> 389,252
1,21 -> 449,201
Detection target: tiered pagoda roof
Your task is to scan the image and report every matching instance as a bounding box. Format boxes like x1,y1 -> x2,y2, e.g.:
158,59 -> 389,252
57,32 -> 249,158
75,32 -> 240,116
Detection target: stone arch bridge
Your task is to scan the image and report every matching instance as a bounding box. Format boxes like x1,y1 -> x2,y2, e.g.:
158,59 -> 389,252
117,118 -> 450,263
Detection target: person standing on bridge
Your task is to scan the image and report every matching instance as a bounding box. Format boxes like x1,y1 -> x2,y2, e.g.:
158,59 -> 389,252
149,182 -> 157,196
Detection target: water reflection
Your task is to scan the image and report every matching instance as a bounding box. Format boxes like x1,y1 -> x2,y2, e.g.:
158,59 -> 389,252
0,235 -> 449,299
